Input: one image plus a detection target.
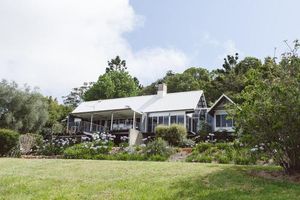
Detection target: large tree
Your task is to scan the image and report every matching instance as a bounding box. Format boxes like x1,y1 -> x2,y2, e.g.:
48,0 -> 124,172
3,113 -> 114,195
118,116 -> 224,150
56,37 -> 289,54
62,82 -> 94,107
45,96 -> 72,134
234,40 -> 300,174
209,56 -> 262,103
83,56 -> 140,101
0,80 -> 49,134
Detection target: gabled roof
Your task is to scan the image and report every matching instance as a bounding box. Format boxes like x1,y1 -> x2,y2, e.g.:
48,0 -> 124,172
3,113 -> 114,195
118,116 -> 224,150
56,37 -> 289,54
208,94 -> 235,114
72,90 -> 204,114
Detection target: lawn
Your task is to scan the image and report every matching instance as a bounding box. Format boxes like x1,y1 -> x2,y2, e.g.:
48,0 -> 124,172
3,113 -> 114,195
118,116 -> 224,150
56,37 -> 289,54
0,159 -> 299,200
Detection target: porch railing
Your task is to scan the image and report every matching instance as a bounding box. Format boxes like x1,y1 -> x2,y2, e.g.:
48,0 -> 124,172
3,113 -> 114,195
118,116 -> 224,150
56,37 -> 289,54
67,121 -> 141,134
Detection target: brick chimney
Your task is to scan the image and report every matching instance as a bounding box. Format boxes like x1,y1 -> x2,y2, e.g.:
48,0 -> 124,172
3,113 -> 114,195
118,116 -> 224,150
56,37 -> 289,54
157,83 -> 167,97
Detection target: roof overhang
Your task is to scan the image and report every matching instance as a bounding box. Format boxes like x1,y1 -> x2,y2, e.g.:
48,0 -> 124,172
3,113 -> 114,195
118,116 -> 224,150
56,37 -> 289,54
71,108 -> 142,120
208,94 -> 236,115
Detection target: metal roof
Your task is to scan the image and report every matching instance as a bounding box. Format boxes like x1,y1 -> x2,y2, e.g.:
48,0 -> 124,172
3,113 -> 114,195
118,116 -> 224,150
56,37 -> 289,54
72,90 -> 203,114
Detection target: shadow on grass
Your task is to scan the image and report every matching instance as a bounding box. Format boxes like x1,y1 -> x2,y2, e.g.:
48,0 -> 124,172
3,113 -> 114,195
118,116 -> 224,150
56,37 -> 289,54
166,166 -> 300,200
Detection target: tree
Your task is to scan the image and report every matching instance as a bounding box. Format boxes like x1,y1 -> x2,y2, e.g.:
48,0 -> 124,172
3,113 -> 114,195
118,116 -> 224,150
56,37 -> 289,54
234,40 -> 300,174
217,53 -> 239,74
0,80 -> 49,134
45,97 -> 72,134
209,55 -> 262,103
62,82 -> 94,107
106,56 -> 127,73
84,70 -> 140,100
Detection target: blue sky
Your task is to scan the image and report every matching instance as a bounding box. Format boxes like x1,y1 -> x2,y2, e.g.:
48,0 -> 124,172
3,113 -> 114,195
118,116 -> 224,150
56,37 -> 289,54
127,0 -> 300,69
0,0 -> 299,99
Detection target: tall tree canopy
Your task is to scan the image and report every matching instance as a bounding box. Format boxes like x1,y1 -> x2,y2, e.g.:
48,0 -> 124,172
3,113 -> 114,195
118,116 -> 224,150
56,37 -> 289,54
234,40 -> 300,174
0,80 -> 49,134
62,82 -> 94,107
83,56 -> 140,101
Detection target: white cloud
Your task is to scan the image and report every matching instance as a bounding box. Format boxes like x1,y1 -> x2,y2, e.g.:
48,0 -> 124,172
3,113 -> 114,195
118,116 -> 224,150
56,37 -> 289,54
0,0 -> 188,99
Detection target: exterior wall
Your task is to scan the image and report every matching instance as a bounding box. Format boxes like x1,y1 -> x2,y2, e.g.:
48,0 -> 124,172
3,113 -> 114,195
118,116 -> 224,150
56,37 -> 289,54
146,110 -> 187,133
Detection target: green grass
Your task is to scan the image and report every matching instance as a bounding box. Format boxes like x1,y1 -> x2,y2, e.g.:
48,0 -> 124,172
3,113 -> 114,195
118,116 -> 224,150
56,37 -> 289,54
0,158 -> 299,200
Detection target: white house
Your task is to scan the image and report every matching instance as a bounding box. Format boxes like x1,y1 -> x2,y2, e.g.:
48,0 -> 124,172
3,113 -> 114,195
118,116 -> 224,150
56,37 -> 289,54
206,94 -> 236,133
68,84 -> 235,144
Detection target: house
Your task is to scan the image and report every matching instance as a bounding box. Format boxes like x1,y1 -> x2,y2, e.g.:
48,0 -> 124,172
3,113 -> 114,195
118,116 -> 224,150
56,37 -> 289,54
206,94 -> 236,133
67,84 -> 235,145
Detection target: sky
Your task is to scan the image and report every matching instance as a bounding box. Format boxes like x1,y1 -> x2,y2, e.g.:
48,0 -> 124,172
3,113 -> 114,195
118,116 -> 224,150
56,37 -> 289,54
0,0 -> 300,101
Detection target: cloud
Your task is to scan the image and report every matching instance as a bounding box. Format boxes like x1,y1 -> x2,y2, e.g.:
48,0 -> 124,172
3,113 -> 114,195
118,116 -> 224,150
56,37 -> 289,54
0,0 -> 189,99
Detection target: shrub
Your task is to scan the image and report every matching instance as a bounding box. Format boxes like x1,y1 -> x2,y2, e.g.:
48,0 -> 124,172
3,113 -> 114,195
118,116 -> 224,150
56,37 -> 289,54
155,125 -> 169,137
179,138 -> 196,148
215,154 -> 230,164
37,137 -> 77,156
187,141 -> 266,165
64,143 -> 93,159
0,129 -> 20,156
215,143 -> 232,151
143,138 -> 173,159
155,124 -> 187,146
195,142 -> 213,153
64,139 -> 113,159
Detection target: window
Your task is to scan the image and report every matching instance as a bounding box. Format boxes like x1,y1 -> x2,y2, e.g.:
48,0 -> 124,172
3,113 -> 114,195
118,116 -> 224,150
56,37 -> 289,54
216,115 -> 221,127
158,116 -> 164,124
216,114 -> 233,128
177,115 -> 184,124
163,116 -> 169,125
148,117 -> 152,132
170,116 -> 177,124
152,117 -> 157,132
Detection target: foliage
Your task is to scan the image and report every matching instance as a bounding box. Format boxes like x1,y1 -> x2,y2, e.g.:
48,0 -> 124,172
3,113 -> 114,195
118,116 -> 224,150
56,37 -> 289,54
143,138 -> 174,159
234,40 -> 300,174
37,137 -> 77,156
63,132 -> 114,158
187,141 -> 267,165
0,129 -> 20,156
19,133 -> 43,154
140,55 -> 261,104
0,80 -> 49,134
62,82 -> 94,107
45,97 -> 72,134
64,134 -> 173,161
179,138 -> 196,148
106,55 -> 127,73
81,56 -> 141,101
155,124 -> 187,146
83,70 -> 140,101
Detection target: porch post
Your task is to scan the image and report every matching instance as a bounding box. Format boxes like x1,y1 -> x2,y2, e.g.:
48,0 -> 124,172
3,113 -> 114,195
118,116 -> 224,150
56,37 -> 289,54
66,115 -> 70,134
168,113 -> 171,126
133,111 -> 136,130
110,113 -> 114,131
184,112 -> 187,129
144,114 -> 147,132
90,114 -> 94,132
191,115 -> 193,132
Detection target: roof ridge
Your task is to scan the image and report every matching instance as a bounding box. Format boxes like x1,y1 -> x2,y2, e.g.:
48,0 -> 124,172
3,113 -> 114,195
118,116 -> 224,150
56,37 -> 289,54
81,90 -> 203,103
